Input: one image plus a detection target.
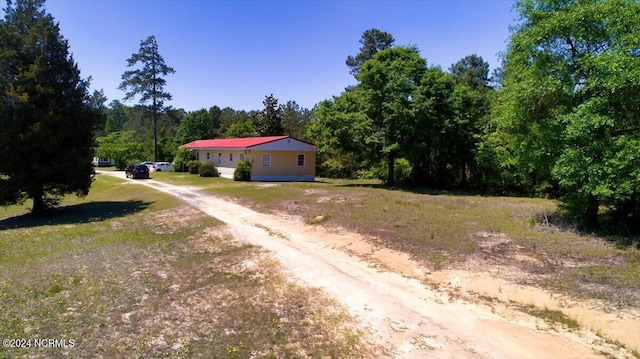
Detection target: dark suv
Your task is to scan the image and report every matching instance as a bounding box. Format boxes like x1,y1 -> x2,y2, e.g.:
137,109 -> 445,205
125,164 -> 150,179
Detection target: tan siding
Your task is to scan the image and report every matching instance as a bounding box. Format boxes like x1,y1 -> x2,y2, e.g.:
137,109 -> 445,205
195,150 -> 245,168
191,147 -> 316,181
249,150 -> 315,177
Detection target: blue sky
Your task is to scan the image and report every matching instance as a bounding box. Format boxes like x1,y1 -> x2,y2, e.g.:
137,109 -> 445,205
6,0 -> 517,112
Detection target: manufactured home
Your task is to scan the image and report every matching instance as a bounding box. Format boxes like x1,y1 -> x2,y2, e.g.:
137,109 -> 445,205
181,136 -> 317,181
92,157 -> 116,167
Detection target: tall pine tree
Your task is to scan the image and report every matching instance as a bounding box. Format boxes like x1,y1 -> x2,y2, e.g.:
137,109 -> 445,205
0,0 -> 104,214
255,94 -> 284,137
119,35 -> 174,162
346,28 -> 395,76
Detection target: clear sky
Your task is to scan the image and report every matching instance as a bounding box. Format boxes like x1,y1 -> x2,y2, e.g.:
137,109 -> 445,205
4,0 -> 518,112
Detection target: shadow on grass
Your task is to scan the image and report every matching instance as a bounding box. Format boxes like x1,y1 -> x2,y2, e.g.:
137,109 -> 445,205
334,182 -> 387,189
335,180 -> 640,245
0,200 -> 152,230
335,182 -> 493,197
531,210 -> 640,248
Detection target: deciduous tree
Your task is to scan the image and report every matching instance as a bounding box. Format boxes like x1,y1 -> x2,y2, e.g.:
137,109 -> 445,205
226,120 -> 257,138
175,109 -> 212,145
95,131 -> 143,170
447,54 -> 494,187
310,47 -> 464,186
307,88 -> 372,178
357,46 -> 427,185
498,0 -> 640,230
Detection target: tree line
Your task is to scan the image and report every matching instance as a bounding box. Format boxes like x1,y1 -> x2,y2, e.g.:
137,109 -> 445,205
310,1 -> 640,235
94,94 -> 314,169
2,0 -> 640,236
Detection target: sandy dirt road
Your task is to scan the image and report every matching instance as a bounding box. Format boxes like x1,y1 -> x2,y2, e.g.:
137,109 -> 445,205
102,172 -> 636,358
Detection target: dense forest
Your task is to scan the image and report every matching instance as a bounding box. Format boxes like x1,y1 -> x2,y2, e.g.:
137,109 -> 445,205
91,0 -> 640,235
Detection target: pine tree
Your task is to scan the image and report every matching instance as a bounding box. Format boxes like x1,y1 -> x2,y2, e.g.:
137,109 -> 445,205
0,0 -> 104,214
255,94 -> 284,137
119,35 -> 175,162
346,28 -> 395,76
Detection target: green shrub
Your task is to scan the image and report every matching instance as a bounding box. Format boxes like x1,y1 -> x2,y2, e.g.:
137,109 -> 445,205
114,159 -> 130,171
173,148 -> 193,172
233,160 -> 252,181
372,158 -> 412,185
354,168 -> 378,180
188,160 -> 203,174
393,158 -> 412,185
198,163 -> 219,177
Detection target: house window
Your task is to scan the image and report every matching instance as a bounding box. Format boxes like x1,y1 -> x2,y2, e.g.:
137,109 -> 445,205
229,153 -> 233,162
262,153 -> 271,167
206,152 -> 210,160
196,152 -> 200,160
240,153 -> 245,161
297,154 -> 305,167
218,153 -> 222,164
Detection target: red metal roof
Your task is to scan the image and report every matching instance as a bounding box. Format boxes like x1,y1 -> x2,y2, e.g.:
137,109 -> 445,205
182,136 -> 290,149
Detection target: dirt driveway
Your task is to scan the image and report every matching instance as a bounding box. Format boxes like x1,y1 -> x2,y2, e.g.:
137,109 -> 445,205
102,172 -> 637,358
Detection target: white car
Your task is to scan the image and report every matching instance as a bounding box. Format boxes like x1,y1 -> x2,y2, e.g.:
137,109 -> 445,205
152,162 -> 174,172
141,161 -> 155,171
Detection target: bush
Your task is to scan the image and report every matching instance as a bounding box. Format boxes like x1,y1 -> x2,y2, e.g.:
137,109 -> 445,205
114,159 -> 130,171
354,168 -> 378,180
173,148 -> 193,172
393,158 -> 412,185
233,160 -> 252,181
372,158 -> 412,185
187,160 -> 203,174
198,163 -> 219,177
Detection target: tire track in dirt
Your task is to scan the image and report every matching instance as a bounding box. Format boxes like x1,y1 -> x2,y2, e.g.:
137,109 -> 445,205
103,172 -> 634,358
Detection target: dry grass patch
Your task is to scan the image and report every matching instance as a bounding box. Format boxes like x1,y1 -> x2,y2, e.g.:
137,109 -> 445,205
518,304 -> 581,331
145,176 -> 640,308
0,176 -> 379,358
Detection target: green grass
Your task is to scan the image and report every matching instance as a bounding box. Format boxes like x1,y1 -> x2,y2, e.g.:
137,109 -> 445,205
540,250 -> 640,306
518,305 -> 581,330
146,171 -> 640,308
594,330 -> 640,359
0,174 -> 378,358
